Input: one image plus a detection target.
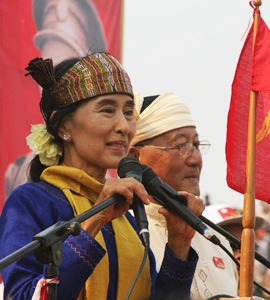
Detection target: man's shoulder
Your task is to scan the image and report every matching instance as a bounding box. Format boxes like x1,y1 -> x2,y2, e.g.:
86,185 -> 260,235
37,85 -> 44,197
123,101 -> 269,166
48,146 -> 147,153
191,230 -> 232,254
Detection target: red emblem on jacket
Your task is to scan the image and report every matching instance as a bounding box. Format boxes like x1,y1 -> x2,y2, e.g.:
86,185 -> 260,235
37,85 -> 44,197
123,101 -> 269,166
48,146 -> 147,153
213,256 -> 225,269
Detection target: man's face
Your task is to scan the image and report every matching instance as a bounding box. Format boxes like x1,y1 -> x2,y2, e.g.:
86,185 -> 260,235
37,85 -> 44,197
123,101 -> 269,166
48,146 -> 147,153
131,127 -> 202,195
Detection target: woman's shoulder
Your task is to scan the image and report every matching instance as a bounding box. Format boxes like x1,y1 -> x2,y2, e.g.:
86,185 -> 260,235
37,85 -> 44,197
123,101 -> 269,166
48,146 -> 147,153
6,181 -> 70,209
2,181 -> 74,225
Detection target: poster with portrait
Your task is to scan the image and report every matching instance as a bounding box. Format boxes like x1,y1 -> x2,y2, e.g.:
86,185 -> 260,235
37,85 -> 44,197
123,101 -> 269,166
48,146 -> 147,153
0,0 -> 123,211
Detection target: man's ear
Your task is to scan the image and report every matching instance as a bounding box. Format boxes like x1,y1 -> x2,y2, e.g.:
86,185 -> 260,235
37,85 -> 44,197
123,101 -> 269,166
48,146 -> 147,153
128,146 -> 140,159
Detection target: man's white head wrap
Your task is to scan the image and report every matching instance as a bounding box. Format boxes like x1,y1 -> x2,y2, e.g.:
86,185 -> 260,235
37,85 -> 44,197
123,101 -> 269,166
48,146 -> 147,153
132,92 -> 196,145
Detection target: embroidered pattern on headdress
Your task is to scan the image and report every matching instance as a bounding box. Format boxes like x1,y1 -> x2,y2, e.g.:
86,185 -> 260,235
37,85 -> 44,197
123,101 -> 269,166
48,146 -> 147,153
51,53 -> 133,107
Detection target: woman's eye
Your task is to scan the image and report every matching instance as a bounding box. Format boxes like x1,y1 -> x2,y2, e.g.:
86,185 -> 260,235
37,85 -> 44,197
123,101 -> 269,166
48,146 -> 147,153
101,107 -> 115,114
124,109 -> 134,116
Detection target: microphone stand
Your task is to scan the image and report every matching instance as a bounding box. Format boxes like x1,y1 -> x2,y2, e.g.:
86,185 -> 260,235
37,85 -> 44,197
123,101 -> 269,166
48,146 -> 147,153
200,215 -> 270,269
0,195 -> 122,300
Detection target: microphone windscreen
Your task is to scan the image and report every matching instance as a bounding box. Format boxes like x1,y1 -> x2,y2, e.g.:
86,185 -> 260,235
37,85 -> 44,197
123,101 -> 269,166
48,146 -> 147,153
117,157 -> 142,180
141,164 -> 158,191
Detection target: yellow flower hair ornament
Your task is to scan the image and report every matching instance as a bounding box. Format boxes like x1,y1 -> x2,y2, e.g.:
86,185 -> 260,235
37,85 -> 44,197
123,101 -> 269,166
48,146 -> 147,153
26,124 -> 62,166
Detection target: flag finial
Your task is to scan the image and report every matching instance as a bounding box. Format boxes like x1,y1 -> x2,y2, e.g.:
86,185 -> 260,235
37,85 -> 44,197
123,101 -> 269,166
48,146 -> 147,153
250,0 -> 262,8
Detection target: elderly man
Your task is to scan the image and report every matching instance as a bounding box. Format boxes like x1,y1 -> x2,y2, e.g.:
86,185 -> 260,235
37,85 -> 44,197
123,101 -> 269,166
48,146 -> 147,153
129,92 -> 239,299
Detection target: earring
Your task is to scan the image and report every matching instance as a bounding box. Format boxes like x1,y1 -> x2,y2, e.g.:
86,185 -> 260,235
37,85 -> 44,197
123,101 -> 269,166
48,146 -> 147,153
63,134 -> 71,141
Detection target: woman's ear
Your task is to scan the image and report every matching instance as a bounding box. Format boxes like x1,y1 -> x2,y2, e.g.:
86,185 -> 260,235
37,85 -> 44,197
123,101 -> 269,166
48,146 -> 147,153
51,111 -> 70,141
58,124 -> 69,141
128,146 -> 140,159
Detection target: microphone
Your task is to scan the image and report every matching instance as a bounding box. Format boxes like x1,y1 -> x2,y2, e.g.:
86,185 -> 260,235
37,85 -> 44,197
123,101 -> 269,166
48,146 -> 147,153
117,157 -> 150,248
141,164 -> 220,245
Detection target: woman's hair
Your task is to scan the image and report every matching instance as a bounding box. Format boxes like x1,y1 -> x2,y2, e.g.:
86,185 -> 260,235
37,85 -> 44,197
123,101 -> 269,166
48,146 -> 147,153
30,57 -> 82,182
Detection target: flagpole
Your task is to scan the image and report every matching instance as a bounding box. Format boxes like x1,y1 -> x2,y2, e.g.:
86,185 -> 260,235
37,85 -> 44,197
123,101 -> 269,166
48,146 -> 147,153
239,0 -> 261,297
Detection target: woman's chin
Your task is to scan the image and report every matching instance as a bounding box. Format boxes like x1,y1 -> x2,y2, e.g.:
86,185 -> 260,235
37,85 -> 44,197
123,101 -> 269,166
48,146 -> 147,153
105,154 -> 129,171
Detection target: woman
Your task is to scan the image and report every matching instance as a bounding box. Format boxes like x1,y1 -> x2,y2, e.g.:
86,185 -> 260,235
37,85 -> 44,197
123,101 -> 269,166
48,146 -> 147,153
0,52 -> 202,300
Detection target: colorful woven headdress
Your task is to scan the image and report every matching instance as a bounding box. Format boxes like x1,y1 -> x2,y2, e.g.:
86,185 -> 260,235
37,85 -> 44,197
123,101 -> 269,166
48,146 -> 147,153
25,52 -> 134,108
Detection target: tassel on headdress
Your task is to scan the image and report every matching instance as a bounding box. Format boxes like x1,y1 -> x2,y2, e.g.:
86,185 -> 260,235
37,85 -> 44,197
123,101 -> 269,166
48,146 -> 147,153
25,57 -> 57,90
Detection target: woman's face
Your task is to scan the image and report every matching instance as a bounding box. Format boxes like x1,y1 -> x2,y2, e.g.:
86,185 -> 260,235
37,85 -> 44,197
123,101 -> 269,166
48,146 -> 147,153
61,94 -> 136,180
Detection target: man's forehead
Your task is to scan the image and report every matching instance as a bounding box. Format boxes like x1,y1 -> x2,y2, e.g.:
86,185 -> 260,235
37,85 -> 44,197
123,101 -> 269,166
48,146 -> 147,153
155,127 -> 198,141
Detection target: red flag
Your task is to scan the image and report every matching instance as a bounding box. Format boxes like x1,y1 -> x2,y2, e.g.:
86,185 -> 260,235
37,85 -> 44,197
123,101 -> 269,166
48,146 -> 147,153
226,15 -> 270,203
0,0 -> 123,211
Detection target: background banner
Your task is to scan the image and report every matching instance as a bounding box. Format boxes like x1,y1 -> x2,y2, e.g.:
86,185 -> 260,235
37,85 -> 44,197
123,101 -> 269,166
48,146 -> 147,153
0,0 -> 123,211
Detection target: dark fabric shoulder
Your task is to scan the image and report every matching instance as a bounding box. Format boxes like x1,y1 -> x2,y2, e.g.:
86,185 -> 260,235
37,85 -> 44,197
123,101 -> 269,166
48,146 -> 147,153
4,181 -> 72,221
2,181 -> 74,230
35,181 -> 69,203
9,181 -> 69,205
